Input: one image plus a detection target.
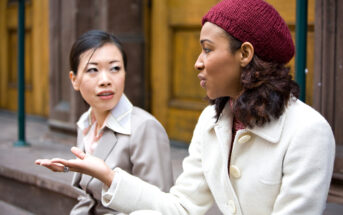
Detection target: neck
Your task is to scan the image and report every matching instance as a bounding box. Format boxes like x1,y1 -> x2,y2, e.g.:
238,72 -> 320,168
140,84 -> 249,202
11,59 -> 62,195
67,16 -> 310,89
92,108 -> 110,129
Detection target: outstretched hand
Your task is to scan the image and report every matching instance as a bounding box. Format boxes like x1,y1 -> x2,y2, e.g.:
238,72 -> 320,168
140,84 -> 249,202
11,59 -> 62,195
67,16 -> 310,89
35,147 -> 114,187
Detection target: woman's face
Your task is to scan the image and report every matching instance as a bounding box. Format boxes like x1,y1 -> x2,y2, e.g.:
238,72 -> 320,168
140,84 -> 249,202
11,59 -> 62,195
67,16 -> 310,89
70,43 -> 125,115
195,22 -> 242,100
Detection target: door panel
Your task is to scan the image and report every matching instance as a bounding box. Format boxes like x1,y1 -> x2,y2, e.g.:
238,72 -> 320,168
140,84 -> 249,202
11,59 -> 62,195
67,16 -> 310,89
151,0 -> 218,142
0,0 -> 49,116
151,0 -> 314,142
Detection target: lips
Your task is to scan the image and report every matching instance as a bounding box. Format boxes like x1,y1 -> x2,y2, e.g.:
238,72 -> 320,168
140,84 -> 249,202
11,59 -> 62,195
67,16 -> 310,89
97,91 -> 114,100
197,74 -> 206,89
200,80 -> 206,88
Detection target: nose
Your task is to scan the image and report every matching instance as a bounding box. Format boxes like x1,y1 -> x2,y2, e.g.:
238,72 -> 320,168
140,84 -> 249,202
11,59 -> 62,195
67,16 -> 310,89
99,71 -> 111,87
194,55 -> 204,71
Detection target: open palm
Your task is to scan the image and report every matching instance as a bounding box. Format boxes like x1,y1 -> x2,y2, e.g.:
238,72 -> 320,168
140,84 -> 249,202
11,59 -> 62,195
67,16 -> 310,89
35,147 -> 114,186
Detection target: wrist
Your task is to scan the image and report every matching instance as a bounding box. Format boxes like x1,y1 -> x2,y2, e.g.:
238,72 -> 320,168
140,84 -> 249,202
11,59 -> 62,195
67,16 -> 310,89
103,168 -> 115,187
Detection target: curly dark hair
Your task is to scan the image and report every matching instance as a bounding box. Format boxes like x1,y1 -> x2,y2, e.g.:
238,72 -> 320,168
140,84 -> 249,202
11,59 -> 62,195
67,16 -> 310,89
210,33 -> 299,128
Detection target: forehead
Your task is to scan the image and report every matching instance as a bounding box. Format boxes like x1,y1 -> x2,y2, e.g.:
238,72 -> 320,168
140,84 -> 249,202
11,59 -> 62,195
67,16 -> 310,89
200,22 -> 229,42
80,43 -> 122,62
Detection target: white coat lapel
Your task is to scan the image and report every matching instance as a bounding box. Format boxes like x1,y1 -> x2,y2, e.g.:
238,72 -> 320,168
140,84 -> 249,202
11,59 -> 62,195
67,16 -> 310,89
214,104 -> 234,160
202,104 -> 243,214
214,124 -> 232,159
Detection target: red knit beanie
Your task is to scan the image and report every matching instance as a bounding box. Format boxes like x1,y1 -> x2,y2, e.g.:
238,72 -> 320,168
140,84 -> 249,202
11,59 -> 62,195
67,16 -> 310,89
202,0 -> 294,64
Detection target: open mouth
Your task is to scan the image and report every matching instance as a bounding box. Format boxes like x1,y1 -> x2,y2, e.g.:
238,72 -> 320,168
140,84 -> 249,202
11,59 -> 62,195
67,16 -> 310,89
97,91 -> 114,100
200,80 -> 206,88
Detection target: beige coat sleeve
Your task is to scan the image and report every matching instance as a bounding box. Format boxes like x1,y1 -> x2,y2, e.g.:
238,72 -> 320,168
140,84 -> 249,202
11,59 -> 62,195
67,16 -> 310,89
128,118 -> 173,192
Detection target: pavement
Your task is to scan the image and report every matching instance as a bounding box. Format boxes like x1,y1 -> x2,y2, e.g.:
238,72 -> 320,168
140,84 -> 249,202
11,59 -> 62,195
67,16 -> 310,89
0,109 -> 342,214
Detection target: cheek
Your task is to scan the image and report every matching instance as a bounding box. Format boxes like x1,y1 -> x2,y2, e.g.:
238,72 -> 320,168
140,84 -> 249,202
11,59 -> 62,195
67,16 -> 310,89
78,80 -> 95,100
114,75 -> 125,91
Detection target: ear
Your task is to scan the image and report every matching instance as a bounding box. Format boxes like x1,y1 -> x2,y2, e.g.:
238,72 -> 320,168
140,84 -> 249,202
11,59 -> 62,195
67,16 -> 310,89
239,42 -> 254,67
69,71 -> 80,91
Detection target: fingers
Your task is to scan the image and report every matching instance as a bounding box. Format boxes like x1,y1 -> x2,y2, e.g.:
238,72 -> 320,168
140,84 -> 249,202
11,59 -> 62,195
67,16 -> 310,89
50,158 -> 69,166
35,159 -> 65,172
50,157 -> 84,173
35,159 -> 42,165
35,159 -> 53,165
35,147 -> 86,173
71,147 -> 86,160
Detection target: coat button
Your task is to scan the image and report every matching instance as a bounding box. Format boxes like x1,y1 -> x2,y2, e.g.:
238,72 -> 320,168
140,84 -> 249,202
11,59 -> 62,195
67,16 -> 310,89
230,165 -> 241,178
227,200 -> 236,214
238,134 -> 251,144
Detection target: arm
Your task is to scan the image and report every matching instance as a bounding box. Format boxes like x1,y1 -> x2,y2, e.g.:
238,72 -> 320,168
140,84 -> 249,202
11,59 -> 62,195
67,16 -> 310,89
272,120 -> 335,214
35,140 -> 210,215
101,108 -> 214,215
102,133 -> 213,215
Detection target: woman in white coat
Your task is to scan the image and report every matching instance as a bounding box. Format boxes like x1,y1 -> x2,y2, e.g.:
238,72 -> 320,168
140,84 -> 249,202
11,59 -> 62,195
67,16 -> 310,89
36,0 -> 335,214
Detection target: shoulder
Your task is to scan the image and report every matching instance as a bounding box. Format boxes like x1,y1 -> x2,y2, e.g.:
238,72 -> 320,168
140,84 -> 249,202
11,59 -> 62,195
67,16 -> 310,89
130,106 -> 165,131
197,105 -> 217,124
285,99 -> 331,129
188,104 -> 218,140
282,99 -> 335,147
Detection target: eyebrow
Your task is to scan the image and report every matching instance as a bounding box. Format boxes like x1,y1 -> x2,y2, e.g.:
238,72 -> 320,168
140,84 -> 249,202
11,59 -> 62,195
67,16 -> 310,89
200,39 -> 214,45
87,60 -> 120,65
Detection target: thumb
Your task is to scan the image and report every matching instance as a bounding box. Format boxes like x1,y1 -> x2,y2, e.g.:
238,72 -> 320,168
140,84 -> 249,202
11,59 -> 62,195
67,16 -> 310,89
71,147 -> 86,160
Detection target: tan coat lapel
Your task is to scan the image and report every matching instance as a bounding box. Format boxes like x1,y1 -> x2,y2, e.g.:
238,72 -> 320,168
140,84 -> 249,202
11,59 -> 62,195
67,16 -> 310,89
80,130 -> 118,188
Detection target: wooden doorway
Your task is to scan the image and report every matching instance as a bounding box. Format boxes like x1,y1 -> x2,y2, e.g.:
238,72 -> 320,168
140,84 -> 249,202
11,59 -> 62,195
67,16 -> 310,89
150,0 -> 315,143
0,0 -> 49,116
150,0 -> 218,142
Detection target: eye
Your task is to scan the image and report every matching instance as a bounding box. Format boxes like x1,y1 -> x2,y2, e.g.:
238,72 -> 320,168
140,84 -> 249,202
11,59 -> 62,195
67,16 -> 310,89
86,68 -> 98,73
110,66 -> 121,72
203,47 -> 211,54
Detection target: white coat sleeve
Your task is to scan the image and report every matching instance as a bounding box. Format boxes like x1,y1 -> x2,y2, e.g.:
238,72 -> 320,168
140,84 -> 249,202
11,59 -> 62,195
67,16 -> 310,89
101,108 -> 215,215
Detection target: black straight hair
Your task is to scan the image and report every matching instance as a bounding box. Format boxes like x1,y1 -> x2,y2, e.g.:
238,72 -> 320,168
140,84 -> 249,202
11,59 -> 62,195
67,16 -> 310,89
69,30 -> 127,74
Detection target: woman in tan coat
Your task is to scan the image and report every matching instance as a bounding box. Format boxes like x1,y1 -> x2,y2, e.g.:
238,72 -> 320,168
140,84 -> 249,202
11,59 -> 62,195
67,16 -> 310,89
36,30 -> 173,214
36,0 -> 335,214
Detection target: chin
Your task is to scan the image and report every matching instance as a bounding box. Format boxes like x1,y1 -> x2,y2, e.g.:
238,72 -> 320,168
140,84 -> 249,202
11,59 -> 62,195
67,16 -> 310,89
97,104 -> 117,112
207,95 -> 217,100
207,92 -> 220,100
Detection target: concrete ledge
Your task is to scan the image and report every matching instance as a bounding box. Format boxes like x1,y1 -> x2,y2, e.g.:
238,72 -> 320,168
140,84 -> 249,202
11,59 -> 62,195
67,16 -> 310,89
0,174 -> 77,215
0,111 -> 81,214
0,162 -> 79,200
0,140 -> 80,214
0,200 -> 34,215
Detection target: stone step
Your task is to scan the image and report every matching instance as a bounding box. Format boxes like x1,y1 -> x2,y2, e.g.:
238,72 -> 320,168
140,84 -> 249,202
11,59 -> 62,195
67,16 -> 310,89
0,137 -> 79,214
0,200 -> 35,215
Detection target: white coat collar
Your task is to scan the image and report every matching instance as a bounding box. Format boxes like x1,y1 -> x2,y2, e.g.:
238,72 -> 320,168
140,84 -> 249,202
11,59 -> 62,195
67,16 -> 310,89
207,101 -> 287,144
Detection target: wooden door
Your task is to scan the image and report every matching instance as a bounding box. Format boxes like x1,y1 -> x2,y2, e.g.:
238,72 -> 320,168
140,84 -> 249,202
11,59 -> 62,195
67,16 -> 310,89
150,0 -> 315,142
0,0 -> 49,116
151,0 -> 218,142
314,0 -> 343,201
